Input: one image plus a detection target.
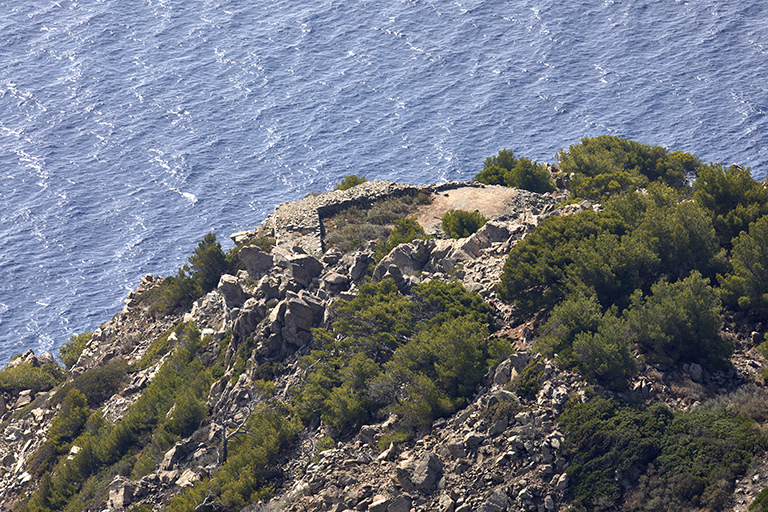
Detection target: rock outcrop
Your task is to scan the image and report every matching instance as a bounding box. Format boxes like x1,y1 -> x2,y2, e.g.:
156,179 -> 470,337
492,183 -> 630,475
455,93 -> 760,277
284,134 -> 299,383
1,179 -> 765,512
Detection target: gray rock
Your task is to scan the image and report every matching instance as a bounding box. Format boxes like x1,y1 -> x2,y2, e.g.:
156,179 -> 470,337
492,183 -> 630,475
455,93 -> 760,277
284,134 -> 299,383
373,239 -> 434,279
478,488 -> 508,512
322,272 -> 350,294
108,476 -> 135,510
438,494 -> 456,512
322,248 -> 343,266
350,252 -> 374,281
689,363 -> 703,382
464,432 -> 484,449
368,495 -> 391,512
494,359 -> 513,386
439,443 -> 466,459
388,495 -> 412,512
397,452 -> 443,493
488,417 -> 508,436
232,298 -> 266,340
217,274 -> 248,307
288,254 -> 323,287
556,473 -> 569,493
239,246 -> 274,279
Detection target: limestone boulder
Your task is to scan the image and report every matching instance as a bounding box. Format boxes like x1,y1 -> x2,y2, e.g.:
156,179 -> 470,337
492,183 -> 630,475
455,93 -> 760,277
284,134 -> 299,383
288,254 -> 323,287
396,452 -> 443,493
238,246 -> 274,279
217,274 -> 248,307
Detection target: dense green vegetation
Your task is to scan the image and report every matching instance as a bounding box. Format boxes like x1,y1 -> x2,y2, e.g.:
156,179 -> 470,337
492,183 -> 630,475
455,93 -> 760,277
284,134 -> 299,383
557,135 -> 699,200
19,323 -> 219,512
720,215 -> 768,322
473,149 -> 556,193
11,136 -> 768,512
561,397 -> 766,511
295,278 -> 507,440
693,163 -> 768,248
493,135 -> 768,508
0,357 -> 66,394
496,174 -> 737,388
441,209 -> 488,239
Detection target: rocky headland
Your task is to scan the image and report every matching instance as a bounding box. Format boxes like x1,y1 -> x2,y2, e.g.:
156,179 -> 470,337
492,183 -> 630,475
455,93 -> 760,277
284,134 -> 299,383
1,177 -> 767,512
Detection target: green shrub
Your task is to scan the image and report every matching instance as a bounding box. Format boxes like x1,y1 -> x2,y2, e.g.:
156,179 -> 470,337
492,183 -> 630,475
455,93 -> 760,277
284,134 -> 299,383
505,157 -> 556,193
571,312 -> 638,391
237,235 -> 275,254
53,358 -> 129,408
335,174 -> 367,191
28,389 -> 90,477
483,148 -> 518,175
59,332 -> 92,370
496,209 -> 627,315
537,294 -> 637,391
474,149 -> 555,193
139,232 -> 237,315
508,356 -> 545,400
296,279 -> 498,435
625,271 -> 729,369
0,358 -> 66,394
561,397 -> 766,512
498,185 -> 726,314
720,214 -> 768,322
441,209 -> 488,239
557,136 -> 692,200
316,436 -> 335,452
693,163 -> 768,247
373,217 -> 429,262
751,486 -> 768,511
474,164 -> 507,186
323,194 -> 430,254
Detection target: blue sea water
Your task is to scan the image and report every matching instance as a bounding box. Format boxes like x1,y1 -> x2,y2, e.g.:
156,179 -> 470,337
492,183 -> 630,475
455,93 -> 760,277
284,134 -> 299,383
1,0 -> 767,366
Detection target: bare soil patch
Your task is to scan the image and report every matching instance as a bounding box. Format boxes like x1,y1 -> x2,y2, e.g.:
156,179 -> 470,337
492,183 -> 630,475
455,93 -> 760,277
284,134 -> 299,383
412,186 -> 524,233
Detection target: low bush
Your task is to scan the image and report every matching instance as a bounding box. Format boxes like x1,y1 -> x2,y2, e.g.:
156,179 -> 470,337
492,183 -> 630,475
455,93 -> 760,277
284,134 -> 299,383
0,358 -> 66,394
694,163 -> 768,248
323,193 -> 431,254
441,209 -> 488,239
53,358 -> 129,408
373,217 -> 429,262
335,174 -> 367,191
625,271 -> 729,369
59,331 -> 92,370
139,232 -> 238,316
720,214 -> 768,322
557,135 -> 693,200
473,149 -> 555,193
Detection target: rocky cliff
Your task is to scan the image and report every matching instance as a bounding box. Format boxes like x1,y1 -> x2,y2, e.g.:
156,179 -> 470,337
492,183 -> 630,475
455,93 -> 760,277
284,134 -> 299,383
1,179 -> 767,512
